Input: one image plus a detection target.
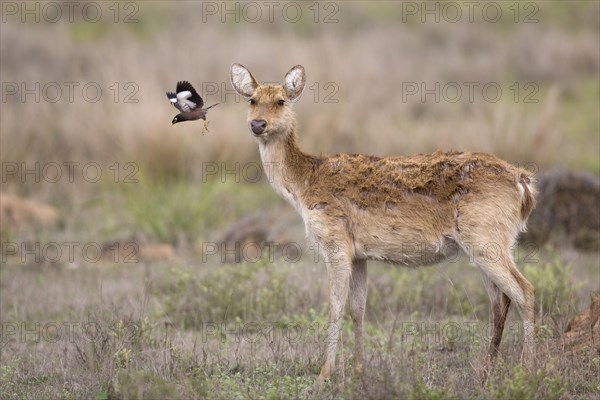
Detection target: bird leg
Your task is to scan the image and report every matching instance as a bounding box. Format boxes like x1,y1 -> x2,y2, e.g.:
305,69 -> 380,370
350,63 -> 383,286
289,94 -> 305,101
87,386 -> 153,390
201,120 -> 210,134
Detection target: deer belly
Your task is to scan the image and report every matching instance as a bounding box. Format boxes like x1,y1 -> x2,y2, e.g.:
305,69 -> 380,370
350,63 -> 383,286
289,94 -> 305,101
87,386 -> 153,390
351,212 -> 455,266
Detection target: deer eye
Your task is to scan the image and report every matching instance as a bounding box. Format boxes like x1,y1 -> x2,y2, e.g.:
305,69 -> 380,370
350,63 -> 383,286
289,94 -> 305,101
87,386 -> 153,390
249,99 -> 256,105
277,100 -> 285,106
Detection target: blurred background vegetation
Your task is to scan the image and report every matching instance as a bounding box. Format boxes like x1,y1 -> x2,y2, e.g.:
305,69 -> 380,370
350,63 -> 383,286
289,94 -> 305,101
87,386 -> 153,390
1,1 -> 599,399
1,1 -> 598,247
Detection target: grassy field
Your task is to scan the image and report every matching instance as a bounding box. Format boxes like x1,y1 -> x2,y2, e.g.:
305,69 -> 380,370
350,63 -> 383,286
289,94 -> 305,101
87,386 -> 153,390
1,1 -> 599,399
1,210 -> 599,399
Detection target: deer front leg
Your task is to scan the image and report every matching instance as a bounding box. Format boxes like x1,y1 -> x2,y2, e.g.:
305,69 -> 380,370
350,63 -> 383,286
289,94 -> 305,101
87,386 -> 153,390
349,259 -> 367,376
317,254 -> 352,385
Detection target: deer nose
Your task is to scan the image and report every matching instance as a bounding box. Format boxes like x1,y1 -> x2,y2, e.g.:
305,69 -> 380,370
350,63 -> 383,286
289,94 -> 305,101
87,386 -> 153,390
250,119 -> 267,135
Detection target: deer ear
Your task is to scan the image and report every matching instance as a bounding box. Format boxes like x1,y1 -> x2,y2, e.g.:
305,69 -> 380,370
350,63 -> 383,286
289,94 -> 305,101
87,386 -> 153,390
283,65 -> 305,101
230,63 -> 259,98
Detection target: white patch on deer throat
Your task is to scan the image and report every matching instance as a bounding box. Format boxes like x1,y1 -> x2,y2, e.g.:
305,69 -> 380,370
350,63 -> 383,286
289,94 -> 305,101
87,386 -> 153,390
258,139 -> 303,214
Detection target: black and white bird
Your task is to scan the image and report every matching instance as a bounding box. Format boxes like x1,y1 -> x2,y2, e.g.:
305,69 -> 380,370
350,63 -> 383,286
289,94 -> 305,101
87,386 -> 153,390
166,81 -> 218,132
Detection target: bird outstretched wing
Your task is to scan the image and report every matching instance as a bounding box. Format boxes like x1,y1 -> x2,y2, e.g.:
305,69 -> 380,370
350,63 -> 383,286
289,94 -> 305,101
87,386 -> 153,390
166,81 -> 204,112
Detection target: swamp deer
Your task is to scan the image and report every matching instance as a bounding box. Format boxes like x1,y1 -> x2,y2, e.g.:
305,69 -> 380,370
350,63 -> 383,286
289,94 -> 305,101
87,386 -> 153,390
230,63 -> 537,383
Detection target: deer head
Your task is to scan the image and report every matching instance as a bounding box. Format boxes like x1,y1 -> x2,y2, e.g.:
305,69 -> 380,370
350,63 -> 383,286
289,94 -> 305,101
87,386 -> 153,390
230,63 -> 306,140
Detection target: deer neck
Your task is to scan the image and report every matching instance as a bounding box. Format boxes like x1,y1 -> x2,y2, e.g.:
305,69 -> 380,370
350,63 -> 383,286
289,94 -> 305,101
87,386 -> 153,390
257,127 -> 311,211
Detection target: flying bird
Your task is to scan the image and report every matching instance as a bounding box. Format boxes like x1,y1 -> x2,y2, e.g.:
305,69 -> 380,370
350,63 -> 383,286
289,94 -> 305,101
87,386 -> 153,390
166,81 -> 218,133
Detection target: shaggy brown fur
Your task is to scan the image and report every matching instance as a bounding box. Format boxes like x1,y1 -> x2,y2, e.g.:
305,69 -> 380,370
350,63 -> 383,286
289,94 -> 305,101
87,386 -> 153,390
230,63 -> 537,384
290,150 -> 534,215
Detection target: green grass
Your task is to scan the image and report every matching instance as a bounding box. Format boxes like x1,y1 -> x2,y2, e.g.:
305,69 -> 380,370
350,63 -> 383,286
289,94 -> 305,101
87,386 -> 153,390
1,238 -> 598,399
101,177 -> 279,245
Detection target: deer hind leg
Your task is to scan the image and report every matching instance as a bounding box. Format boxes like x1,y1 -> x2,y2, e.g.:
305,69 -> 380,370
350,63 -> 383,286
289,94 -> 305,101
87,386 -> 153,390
317,248 -> 352,385
349,258 -> 367,376
456,192 -> 535,370
468,244 -> 535,371
480,273 -> 512,363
